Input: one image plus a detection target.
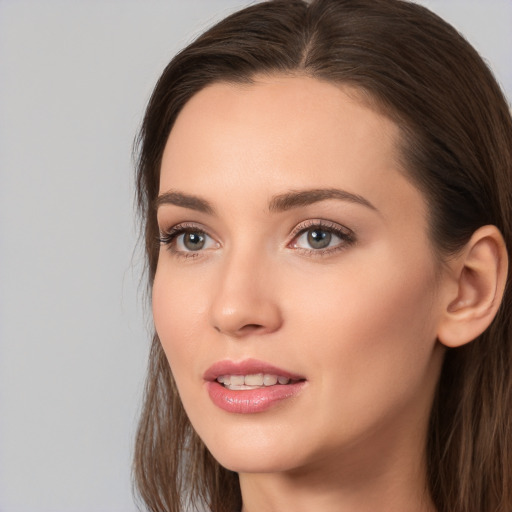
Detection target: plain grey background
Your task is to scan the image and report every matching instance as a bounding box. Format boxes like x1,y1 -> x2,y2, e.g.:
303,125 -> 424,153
0,1 -> 510,511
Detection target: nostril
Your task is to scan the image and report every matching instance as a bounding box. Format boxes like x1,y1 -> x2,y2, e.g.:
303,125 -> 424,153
240,323 -> 264,332
213,323 -> 263,334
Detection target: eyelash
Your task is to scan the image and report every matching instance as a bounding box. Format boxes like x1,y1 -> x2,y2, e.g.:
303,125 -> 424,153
158,223 -> 211,259
289,220 -> 356,257
158,220 -> 356,259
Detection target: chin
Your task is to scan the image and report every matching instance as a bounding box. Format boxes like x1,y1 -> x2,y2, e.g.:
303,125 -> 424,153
200,429 -> 307,474
215,451 -> 298,474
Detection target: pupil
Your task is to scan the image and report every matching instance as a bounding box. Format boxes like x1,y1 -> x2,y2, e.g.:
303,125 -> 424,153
307,229 -> 331,249
184,232 -> 205,251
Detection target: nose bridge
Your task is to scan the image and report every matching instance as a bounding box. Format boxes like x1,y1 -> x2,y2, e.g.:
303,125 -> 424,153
210,240 -> 282,337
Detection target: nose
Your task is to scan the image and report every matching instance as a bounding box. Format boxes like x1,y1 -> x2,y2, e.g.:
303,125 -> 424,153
210,250 -> 283,338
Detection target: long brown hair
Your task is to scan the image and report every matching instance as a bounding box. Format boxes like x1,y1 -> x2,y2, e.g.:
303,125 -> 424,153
133,1 -> 512,511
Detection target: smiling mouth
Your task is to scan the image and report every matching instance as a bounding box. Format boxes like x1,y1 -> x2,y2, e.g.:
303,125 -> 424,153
216,373 -> 302,390
205,360 -> 306,413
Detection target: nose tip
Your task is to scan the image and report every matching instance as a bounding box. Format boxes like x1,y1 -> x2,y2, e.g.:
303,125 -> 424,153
210,280 -> 283,338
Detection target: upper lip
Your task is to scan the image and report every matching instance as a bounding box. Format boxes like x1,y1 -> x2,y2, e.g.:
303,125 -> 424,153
203,358 -> 305,381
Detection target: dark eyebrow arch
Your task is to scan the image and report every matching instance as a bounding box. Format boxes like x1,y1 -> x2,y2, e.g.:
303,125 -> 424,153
155,191 -> 215,215
155,188 -> 377,216
269,188 -> 378,212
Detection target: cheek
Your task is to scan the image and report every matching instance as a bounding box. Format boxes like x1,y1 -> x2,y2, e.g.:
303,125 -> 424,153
287,248 -> 441,420
152,263 -> 210,378
288,245 -> 438,342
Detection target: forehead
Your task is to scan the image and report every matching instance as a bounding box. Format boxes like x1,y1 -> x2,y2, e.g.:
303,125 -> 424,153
165,76 -> 399,159
159,75 -> 425,223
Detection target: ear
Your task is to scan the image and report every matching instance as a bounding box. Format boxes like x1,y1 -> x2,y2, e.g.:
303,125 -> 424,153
437,225 -> 508,348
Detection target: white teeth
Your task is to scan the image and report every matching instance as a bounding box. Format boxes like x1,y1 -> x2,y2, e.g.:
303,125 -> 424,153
215,373 -> 294,389
244,373 -> 264,386
230,375 -> 245,386
263,374 -> 278,386
227,385 -> 259,390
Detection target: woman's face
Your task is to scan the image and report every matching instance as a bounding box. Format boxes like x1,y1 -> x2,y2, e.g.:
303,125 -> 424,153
153,76 -> 447,476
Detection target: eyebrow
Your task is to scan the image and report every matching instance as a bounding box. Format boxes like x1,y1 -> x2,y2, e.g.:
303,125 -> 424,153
155,191 -> 215,215
268,188 -> 378,213
155,188 -> 377,215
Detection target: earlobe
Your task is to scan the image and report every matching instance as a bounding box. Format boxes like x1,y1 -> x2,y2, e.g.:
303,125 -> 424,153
437,225 -> 508,348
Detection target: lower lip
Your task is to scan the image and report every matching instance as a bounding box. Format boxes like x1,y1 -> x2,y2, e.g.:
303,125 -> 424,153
206,380 -> 305,414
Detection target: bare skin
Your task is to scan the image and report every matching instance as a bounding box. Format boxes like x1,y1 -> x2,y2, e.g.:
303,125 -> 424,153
152,75 -> 504,511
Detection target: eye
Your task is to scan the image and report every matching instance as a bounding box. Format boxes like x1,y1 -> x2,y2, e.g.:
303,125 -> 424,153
300,228 -> 334,249
158,224 -> 219,255
177,231 -> 208,251
290,221 -> 355,254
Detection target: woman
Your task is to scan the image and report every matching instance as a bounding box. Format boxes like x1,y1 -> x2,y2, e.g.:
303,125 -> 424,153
133,1 -> 512,511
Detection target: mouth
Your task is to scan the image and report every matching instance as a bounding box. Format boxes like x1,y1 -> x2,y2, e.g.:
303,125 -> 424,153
216,373 -> 301,390
204,359 -> 306,413
204,358 -> 305,386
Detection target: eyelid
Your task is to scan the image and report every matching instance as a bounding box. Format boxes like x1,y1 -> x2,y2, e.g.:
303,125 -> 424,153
158,222 -> 219,256
289,219 -> 353,239
158,219 -> 355,258
288,219 -> 356,254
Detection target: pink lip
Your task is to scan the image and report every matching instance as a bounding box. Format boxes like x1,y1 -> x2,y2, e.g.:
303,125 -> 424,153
204,358 -> 306,414
203,358 -> 304,382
